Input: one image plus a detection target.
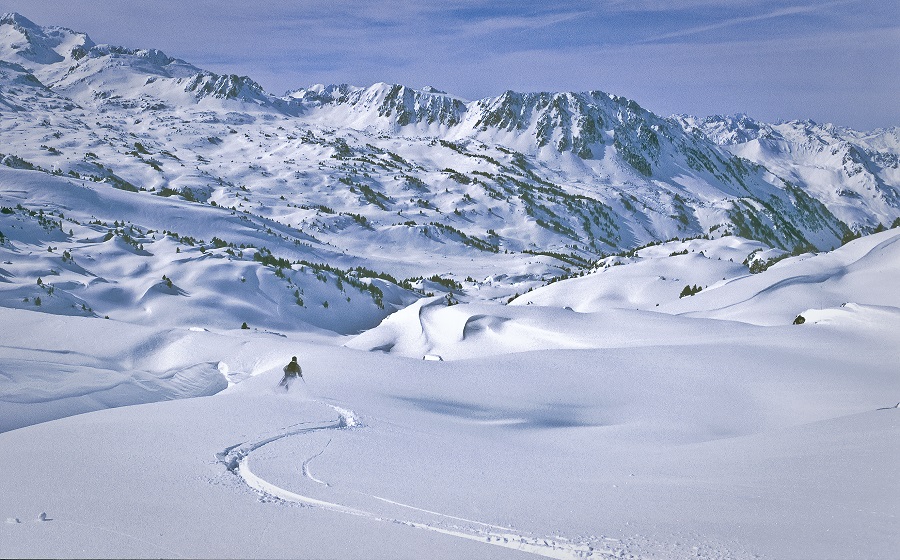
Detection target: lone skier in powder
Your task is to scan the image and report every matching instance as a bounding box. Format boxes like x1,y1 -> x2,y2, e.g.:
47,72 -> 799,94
279,356 -> 303,389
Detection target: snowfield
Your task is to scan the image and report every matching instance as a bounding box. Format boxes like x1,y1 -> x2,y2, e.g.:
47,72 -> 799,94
1,11 -> 899,560
1,230 -> 898,559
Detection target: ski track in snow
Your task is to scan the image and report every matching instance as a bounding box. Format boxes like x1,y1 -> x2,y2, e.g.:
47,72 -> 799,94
301,438 -> 332,486
217,401 -> 618,559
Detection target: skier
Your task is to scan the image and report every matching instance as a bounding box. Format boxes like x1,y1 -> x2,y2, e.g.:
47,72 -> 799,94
279,356 -> 303,389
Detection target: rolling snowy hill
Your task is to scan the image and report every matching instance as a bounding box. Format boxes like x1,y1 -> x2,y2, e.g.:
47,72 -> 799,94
1,228 -> 898,559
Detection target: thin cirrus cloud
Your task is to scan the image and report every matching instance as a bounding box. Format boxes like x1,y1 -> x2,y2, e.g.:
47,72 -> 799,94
449,10 -> 591,38
464,25 -> 899,121
0,0 -> 896,129
632,2 -> 849,44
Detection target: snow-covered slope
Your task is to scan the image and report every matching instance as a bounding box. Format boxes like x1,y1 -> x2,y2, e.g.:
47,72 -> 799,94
682,114 -> 900,233
0,12 -> 93,68
349,228 -> 900,358
1,12 -> 899,560
2,232 -> 898,558
289,82 -> 468,131
0,167 -> 419,335
513,228 -> 900,324
2,11 -> 883,276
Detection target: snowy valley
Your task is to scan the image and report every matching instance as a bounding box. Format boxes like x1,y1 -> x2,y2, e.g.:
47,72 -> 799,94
0,12 -> 898,560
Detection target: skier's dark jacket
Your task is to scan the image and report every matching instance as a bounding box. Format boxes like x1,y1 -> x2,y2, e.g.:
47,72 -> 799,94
283,357 -> 302,377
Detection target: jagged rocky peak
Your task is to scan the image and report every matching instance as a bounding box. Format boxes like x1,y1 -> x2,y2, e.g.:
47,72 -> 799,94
367,83 -> 466,127
85,45 -> 179,67
677,113 -> 766,145
287,82 -> 355,103
0,12 -> 95,65
183,71 -> 267,101
686,114 -> 878,149
291,82 -> 467,128
680,114 -> 900,232
1,13 -> 211,92
288,83 -> 677,162
0,12 -> 39,31
472,89 -> 655,127
463,89 -> 668,160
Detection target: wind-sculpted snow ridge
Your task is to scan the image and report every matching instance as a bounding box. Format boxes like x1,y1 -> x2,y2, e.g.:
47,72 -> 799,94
0,306 -> 237,432
350,229 -> 900,359
218,400 -> 622,559
512,227 -> 900,326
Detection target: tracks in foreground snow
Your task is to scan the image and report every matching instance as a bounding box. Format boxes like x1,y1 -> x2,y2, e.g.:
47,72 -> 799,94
217,401 -> 618,559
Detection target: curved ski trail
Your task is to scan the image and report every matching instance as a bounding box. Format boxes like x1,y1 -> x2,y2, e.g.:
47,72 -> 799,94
218,401 -> 617,559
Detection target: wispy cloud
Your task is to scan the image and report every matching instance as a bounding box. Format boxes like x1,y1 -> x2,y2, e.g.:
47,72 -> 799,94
451,10 -> 590,38
634,1 -> 851,43
451,24 -> 900,128
0,0 -> 896,128
603,0 -> 771,12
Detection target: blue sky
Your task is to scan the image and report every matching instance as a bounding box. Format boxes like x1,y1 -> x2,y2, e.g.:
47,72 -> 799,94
2,0 -> 898,129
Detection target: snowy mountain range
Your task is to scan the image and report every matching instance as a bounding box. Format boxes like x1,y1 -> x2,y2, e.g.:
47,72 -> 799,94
3,12 -> 897,260
1,10 -> 898,333
680,113 -> 900,231
1,12 -> 899,560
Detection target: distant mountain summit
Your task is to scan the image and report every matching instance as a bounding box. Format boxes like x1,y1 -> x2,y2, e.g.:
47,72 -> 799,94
289,83 -> 468,128
0,12 -> 94,66
681,114 -> 900,230
0,12 -> 277,108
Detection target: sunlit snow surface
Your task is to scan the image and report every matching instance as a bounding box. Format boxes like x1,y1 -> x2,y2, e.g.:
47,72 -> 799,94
1,13 -> 899,560
1,229 -> 898,559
